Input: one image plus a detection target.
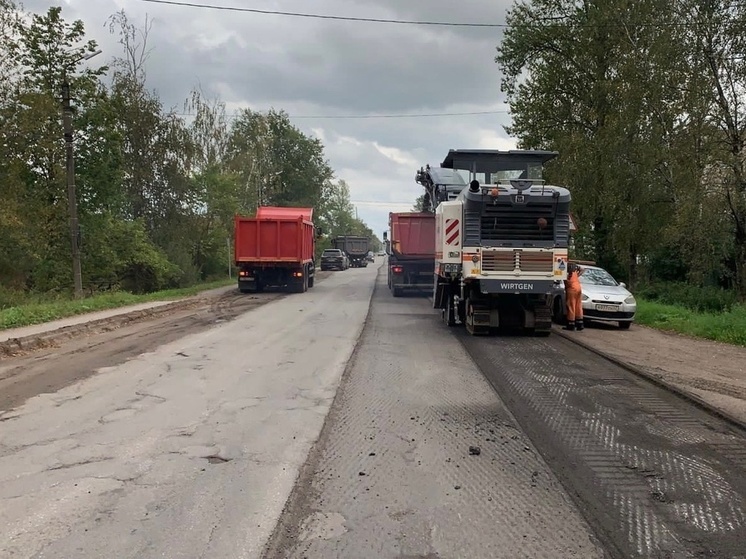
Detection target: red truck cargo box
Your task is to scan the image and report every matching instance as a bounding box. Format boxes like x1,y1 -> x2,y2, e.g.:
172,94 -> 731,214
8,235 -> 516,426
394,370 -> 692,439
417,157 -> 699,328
256,206 -> 313,221
234,208 -> 315,264
389,212 -> 435,258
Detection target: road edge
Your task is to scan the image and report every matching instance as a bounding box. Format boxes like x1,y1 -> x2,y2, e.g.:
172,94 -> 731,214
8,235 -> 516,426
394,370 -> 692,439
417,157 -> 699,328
0,298 -> 203,358
553,327 -> 746,432
0,272 -> 340,360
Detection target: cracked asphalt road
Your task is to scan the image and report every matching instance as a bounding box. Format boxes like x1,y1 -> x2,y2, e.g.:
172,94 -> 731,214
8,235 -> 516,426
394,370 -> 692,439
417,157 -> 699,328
263,267 -> 606,559
0,265 -> 378,559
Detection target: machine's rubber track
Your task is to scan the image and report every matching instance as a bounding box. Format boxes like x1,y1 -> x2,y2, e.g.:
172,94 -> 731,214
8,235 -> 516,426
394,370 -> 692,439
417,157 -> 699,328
465,299 -> 491,335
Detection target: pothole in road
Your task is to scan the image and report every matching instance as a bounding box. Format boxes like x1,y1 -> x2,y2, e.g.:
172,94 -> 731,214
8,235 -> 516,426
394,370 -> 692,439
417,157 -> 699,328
205,455 -> 231,464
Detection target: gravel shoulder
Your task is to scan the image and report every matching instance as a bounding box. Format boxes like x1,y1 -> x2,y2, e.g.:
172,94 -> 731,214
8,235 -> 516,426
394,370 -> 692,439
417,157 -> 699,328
557,321 -> 746,425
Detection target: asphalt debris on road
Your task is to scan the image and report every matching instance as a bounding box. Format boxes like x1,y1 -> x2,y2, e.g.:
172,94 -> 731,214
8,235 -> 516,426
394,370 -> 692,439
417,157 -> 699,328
262,271 -> 606,559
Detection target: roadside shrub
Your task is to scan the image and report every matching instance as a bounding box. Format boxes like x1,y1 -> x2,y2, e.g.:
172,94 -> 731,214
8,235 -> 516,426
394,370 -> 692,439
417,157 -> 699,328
0,286 -> 29,310
82,217 -> 183,294
636,282 -> 737,313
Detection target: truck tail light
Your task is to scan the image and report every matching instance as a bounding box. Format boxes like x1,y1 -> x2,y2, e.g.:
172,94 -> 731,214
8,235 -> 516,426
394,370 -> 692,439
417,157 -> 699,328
391,265 -> 403,273
293,271 -> 303,278
239,270 -> 251,277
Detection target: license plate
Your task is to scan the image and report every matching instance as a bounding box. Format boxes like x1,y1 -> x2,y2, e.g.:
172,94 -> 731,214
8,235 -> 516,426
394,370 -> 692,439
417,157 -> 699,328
595,304 -> 619,312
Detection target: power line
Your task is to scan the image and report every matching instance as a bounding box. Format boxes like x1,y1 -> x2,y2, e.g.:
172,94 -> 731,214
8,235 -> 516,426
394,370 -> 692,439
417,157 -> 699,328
175,109 -> 509,119
292,110 -> 508,119
133,0 -> 741,28
135,0 -> 506,27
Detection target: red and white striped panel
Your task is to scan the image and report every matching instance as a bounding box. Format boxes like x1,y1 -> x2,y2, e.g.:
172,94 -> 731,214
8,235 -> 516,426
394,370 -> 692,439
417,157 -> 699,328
444,218 -> 460,245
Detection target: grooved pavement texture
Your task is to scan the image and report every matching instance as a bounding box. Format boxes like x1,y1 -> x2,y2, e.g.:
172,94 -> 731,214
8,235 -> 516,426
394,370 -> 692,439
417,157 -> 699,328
463,330 -> 746,559
263,269 -> 606,559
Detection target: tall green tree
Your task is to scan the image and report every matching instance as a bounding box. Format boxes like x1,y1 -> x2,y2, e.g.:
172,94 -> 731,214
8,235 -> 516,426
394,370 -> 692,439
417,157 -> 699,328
496,0 -> 744,294
227,109 -> 333,211
0,4 -> 377,299
0,6 -> 107,291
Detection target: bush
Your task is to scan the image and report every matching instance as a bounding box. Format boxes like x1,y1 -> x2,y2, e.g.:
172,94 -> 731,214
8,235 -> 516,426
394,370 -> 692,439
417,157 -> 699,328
0,285 -> 30,311
82,217 -> 182,294
636,282 -> 738,313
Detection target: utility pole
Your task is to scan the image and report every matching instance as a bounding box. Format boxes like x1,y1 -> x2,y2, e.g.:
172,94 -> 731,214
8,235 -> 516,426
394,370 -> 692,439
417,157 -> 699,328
61,49 -> 101,299
62,77 -> 83,299
227,237 -> 232,278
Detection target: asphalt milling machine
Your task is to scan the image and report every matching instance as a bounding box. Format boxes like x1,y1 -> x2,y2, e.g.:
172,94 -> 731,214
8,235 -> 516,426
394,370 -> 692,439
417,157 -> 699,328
415,149 -> 572,336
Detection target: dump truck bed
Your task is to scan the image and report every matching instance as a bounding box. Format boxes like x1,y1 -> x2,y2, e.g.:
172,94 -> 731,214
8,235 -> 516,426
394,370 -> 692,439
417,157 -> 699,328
234,209 -> 314,264
389,212 -> 435,258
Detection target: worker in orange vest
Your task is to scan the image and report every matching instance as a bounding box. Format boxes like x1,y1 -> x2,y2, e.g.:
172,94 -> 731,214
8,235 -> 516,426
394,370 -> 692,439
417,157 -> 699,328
564,262 -> 585,330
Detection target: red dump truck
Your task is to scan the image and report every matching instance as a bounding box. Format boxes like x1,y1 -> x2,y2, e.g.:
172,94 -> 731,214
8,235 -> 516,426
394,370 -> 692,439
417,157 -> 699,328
385,212 -> 436,297
234,206 -> 320,293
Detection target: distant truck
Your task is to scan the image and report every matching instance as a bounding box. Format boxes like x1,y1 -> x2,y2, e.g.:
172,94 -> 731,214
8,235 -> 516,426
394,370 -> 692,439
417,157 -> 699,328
234,206 -> 321,293
385,212 -> 435,297
332,235 -> 370,267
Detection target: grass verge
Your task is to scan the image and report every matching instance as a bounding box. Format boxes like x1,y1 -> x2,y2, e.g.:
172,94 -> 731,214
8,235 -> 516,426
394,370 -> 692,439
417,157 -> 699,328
636,299 -> 746,347
0,278 -> 234,331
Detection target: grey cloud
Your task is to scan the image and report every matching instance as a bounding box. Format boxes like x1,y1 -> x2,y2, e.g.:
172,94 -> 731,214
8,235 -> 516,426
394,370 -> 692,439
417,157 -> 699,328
24,1 -> 511,114
19,0 -> 518,236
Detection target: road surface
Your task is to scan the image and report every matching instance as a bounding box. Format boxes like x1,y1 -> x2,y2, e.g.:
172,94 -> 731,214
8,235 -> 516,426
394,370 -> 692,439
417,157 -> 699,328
0,267 -> 374,559
263,267 -> 605,558
2,262 -> 745,559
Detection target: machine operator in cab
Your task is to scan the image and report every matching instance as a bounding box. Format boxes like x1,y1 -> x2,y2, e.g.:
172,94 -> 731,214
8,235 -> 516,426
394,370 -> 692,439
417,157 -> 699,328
564,262 -> 585,331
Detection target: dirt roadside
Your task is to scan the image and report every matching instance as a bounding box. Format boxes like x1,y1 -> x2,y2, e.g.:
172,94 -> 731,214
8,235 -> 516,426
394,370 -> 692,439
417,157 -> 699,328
0,272 -> 332,413
555,320 -> 746,426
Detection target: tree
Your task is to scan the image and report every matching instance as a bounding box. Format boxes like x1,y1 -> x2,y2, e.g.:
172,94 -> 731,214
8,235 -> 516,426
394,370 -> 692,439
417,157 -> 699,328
684,0 -> 746,294
495,0 -> 744,293
0,6 -> 108,291
0,4 -> 377,297
412,193 -> 429,212
227,109 -> 333,212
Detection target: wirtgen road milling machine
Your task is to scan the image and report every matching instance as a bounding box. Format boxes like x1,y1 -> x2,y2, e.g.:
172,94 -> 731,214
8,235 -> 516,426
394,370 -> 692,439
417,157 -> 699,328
415,149 -> 573,336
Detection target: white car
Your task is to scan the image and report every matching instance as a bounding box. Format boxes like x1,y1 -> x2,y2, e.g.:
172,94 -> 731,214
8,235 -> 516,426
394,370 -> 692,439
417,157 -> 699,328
552,265 -> 637,329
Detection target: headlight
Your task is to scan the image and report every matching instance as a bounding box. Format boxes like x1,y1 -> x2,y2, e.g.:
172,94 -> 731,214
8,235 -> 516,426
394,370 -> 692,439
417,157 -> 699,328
624,296 -> 636,304
582,294 -> 589,301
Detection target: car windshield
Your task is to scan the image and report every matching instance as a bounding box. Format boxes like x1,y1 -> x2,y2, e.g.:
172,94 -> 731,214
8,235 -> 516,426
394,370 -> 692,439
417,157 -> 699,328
580,268 -> 619,287
323,250 -> 341,256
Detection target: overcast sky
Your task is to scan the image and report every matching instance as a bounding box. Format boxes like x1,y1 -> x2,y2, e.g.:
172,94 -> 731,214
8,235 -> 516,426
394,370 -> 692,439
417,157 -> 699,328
25,0 -> 518,237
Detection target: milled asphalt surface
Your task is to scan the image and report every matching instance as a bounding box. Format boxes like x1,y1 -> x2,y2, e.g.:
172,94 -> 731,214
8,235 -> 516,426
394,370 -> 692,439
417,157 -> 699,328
0,266 -> 377,559
462,328 -> 746,558
263,267 -> 606,559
